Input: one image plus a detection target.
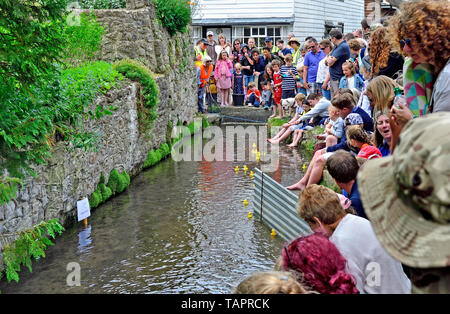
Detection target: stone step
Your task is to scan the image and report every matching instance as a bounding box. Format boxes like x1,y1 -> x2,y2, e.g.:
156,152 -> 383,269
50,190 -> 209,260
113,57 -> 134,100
208,106 -> 272,124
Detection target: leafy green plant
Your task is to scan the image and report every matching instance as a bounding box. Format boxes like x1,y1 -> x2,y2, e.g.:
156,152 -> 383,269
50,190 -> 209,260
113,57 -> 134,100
153,0 -> 192,36
114,59 -> 159,132
106,169 -> 130,196
89,189 -> 103,209
64,12 -> 106,66
1,219 -> 64,283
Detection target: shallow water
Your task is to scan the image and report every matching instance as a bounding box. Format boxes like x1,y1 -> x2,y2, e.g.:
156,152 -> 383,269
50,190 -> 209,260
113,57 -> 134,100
0,127 -> 305,294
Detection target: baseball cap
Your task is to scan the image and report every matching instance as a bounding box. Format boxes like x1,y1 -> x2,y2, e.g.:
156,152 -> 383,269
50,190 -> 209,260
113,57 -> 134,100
199,38 -> 210,45
357,112 -> 450,268
265,37 -> 273,42
207,31 -> 214,36
357,144 -> 382,160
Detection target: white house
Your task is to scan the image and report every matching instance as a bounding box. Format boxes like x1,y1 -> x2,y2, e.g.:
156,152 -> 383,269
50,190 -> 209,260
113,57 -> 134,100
192,0 -> 365,48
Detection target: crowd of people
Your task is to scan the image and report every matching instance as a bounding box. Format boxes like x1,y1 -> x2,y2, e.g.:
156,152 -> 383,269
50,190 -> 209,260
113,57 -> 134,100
231,0 -> 449,294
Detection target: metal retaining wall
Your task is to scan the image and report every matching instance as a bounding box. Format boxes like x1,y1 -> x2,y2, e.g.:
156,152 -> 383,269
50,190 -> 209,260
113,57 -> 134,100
252,168 -> 312,242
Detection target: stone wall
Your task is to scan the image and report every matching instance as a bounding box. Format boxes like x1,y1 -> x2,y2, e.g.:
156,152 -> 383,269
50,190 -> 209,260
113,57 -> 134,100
0,3 -> 197,257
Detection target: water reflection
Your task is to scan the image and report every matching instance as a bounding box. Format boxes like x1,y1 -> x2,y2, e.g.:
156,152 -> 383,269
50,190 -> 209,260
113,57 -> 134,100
0,127 -> 306,294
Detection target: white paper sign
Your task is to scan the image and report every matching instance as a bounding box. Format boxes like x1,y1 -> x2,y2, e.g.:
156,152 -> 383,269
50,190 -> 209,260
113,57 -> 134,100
77,198 -> 91,222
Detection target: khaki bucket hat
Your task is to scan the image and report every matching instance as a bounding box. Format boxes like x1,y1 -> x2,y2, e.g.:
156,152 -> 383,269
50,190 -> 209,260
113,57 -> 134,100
357,112 -> 450,269
288,37 -> 301,46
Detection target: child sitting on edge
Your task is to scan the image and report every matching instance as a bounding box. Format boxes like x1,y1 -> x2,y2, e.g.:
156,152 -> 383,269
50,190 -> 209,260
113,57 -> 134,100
267,93 -> 306,145
270,59 -> 283,118
317,105 -> 345,147
261,80 -> 273,110
296,65 -> 307,96
339,60 -> 364,92
246,82 -> 261,107
286,100 -> 314,148
346,125 -> 382,160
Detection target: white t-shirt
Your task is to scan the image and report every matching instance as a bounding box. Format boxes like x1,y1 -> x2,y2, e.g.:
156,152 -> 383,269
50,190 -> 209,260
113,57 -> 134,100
330,214 -> 411,294
215,45 -> 232,61
347,76 -> 355,89
316,57 -> 329,83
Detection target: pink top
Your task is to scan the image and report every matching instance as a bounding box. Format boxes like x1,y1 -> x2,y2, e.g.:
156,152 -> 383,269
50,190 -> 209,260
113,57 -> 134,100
214,59 -> 233,79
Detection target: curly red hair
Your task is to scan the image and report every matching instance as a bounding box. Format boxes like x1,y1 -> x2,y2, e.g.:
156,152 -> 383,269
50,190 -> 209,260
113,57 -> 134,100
388,0 -> 450,71
282,233 -> 359,294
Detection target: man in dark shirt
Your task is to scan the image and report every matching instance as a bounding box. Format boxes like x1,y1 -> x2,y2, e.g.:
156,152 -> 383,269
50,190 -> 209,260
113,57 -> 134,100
251,49 -> 266,90
325,28 -> 350,98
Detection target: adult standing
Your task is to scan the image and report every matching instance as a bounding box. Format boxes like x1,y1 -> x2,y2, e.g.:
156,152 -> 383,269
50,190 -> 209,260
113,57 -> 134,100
248,37 -> 257,51
194,38 -> 210,69
316,39 -> 333,100
214,33 -> 232,62
231,39 -> 243,65
286,32 -> 296,53
264,37 -> 279,54
325,28 -> 351,98
288,37 -> 302,68
240,44 -> 254,90
303,38 -> 326,95
206,31 -> 217,66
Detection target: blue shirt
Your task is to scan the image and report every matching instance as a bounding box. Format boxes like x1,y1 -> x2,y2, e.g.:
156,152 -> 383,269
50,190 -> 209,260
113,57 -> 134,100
343,181 -> 367,219
252,56 -> 266,74
304,50 -> 326,83
378,141 -> 391,157
330,41 -> 351,81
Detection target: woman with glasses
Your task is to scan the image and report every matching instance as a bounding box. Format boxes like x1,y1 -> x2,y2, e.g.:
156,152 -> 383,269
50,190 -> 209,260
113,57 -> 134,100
231,39 -> 243,65
388,0 -> 449,114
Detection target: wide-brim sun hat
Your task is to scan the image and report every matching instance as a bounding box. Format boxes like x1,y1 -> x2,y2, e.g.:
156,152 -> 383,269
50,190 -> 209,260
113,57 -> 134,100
357,112 -> 450,268
288,37 -> 301,46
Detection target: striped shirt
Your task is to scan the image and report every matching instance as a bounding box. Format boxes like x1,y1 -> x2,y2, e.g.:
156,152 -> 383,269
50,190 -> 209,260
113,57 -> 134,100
280,65 -> 298,91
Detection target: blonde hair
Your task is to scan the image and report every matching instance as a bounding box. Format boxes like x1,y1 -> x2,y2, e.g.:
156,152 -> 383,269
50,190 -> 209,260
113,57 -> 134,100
365,75 -> 400,113
342,61 -> 356,75
218,33 -> 227,44
297,185 -> 346,226
295,93 -> 306,103
234,271 -> 308,294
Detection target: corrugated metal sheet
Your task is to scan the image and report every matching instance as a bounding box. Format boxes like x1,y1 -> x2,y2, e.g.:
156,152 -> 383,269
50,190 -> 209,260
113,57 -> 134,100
252,168 -> 312,242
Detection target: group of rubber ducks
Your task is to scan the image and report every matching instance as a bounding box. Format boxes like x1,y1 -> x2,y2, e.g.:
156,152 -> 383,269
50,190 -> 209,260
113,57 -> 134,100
234,144 -> 277,238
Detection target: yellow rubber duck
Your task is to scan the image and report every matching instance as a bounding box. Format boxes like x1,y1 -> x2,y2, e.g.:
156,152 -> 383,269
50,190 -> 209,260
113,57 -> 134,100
302,163 -> 307,172
271,229 -> 277,237
248,212 -> 253,219
250,171 -> 254,179
243,165 -> 248,173
234,166 -> 239,173
243,199 -> 249,206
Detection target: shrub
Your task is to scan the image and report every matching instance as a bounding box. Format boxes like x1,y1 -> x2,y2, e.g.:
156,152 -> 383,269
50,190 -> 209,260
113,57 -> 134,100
153,0 -> 192,36
106,169 -> 121,194
64,12 -> 106,66
89,189 -> 102,209
98,183 -> 112,202
160,143 -> 170,158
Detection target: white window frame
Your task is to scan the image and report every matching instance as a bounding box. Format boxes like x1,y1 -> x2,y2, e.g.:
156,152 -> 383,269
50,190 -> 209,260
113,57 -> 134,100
232,25 -> 287,50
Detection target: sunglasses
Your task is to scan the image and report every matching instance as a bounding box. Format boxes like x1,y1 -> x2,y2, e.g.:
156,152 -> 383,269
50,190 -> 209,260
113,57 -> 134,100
308,46 -> 315,49
399,38 -> 411,48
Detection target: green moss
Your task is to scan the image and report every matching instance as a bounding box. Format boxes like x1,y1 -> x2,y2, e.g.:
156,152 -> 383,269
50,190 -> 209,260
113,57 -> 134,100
99,173 -> 106,185
106,169 -> 121,194
98,183 -> 112,203
144,150 -> 159,168
116,172 -> 128,194
89,189 -> 102,209
160,143 -> 170,158
113,59 -> 159,132
121,171 -> 131,187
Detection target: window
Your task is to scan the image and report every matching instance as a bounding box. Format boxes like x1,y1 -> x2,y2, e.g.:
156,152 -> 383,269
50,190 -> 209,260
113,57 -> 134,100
192,26 -> 202,46
233,26 -> 284,50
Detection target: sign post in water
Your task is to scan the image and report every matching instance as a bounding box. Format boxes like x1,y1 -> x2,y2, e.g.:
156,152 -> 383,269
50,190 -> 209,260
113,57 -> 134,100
77,198 -> 90,228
